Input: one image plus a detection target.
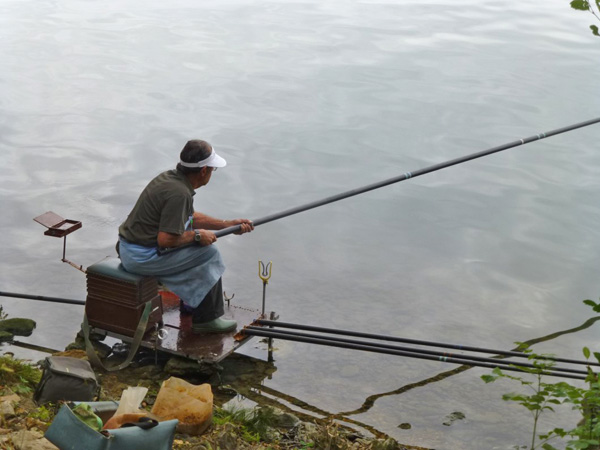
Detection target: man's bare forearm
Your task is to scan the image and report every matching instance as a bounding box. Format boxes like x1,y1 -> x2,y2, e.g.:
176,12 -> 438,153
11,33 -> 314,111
192,212 -> 230,230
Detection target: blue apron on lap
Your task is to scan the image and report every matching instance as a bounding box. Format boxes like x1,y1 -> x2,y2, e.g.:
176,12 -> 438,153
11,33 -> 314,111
118,237 -> 225,308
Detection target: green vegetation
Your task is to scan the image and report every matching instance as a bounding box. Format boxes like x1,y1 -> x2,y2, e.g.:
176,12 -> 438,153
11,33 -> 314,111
0,318 -> 36,336
0,303 -> 387,449
570,0 -> 600,36
482,299 -> 600,449
0,355 -> 41,395
27,404 -> 55,423
213,404 -> 277,443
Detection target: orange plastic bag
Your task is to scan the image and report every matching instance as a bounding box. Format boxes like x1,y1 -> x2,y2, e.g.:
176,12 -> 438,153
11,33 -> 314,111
103,413 -> 148,430
103,386 -> 151,430
151,377 -> 213,435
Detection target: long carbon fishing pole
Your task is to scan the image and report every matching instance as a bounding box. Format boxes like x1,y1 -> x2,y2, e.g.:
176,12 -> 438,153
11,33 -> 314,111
256,319 -> 600,367
211,117 -> 600,238
0,291 -> 85,306
242,328 -> 588,380
246,326 -> 589,377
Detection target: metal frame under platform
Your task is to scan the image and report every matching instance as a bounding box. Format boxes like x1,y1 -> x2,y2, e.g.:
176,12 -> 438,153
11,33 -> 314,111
90,293 -> 273,363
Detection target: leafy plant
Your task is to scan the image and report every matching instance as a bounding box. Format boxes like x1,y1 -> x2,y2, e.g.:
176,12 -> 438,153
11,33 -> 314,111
28,404 -> 55,422
482,351 -> 563,449
213,404 -> 277,443
0,356 -> 41,395
570,0 -> 600,37
583,299 -> 600,314
482,299 -> 600,449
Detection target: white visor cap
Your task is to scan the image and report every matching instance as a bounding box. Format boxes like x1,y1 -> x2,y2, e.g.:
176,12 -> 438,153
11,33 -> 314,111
178,148 -> 227,169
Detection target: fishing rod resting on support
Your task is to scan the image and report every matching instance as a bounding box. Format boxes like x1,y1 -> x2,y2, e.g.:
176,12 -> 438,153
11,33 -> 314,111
243,323 -> 596,381
256,319 -> 600,367
244,326 -> 590,377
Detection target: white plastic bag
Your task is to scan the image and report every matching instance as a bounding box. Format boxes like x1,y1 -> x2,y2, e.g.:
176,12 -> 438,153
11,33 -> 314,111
114,386 -> 148,416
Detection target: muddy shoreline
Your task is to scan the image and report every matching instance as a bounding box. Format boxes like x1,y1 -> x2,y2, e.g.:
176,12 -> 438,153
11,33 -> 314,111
0,314 -> 419,450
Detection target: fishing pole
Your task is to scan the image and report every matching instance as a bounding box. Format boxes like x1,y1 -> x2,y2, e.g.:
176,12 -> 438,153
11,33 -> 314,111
245,326 -> 590,376
210,117 -> 600,238
0,291 -> 85,306
256,319 -> 600,367
242,328 -> 588,380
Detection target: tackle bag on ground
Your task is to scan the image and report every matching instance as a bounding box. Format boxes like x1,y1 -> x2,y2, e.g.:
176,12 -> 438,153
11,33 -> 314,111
33,356 -> 99,405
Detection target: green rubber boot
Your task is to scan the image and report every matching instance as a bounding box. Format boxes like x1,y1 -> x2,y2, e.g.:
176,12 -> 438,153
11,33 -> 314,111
192,317 -> 237,334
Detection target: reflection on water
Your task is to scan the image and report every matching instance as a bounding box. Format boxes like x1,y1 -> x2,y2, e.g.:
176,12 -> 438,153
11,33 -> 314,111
2,0 -> 600,448
225,314 -> 600,444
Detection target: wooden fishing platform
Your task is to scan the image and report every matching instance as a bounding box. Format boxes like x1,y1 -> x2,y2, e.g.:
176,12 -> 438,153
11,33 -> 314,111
32,212 -> 276,365
88,292 -> 273,363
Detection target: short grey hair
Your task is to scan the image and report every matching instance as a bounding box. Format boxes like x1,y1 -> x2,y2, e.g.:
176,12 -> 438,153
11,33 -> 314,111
176,140 -> 212,174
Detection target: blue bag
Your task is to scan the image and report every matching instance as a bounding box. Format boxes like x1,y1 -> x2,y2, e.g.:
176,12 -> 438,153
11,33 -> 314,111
45,402 -> 178,450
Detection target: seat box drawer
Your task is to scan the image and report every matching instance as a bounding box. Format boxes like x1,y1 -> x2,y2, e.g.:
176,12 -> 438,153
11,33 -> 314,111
86,274 -> 158,306
85,294 -> 162,337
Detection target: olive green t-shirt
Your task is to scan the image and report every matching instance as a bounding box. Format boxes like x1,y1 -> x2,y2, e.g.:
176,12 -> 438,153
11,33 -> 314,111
119,170 -> 195,246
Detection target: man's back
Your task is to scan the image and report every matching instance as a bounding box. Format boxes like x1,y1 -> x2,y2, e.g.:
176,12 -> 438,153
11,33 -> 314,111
119,169 -> 194,246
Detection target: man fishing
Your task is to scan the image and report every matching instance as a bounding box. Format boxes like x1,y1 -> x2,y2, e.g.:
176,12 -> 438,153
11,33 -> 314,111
117,139 -> 253,334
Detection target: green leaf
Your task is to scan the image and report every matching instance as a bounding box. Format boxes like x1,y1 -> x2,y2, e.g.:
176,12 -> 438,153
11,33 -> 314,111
584,347 -> 591,359
585,370 -> 598,383
552,427 -> 567,437
571,0 -> 591,11
583,299 -> 597,307
569,440 -> 594,449
492,367 -> 505,377
525,404 -> 542,411
591,25 -> 600,37
515,342 -> 531,353
594,352 -> 600,363
481,374 -> 497,383
542,444 -> 559,450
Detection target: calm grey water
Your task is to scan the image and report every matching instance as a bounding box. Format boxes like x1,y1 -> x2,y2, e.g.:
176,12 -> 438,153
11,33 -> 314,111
2,0 -> 600,448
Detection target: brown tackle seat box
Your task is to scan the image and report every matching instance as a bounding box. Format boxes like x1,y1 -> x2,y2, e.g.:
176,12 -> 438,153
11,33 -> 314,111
85,258 -> 163,337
